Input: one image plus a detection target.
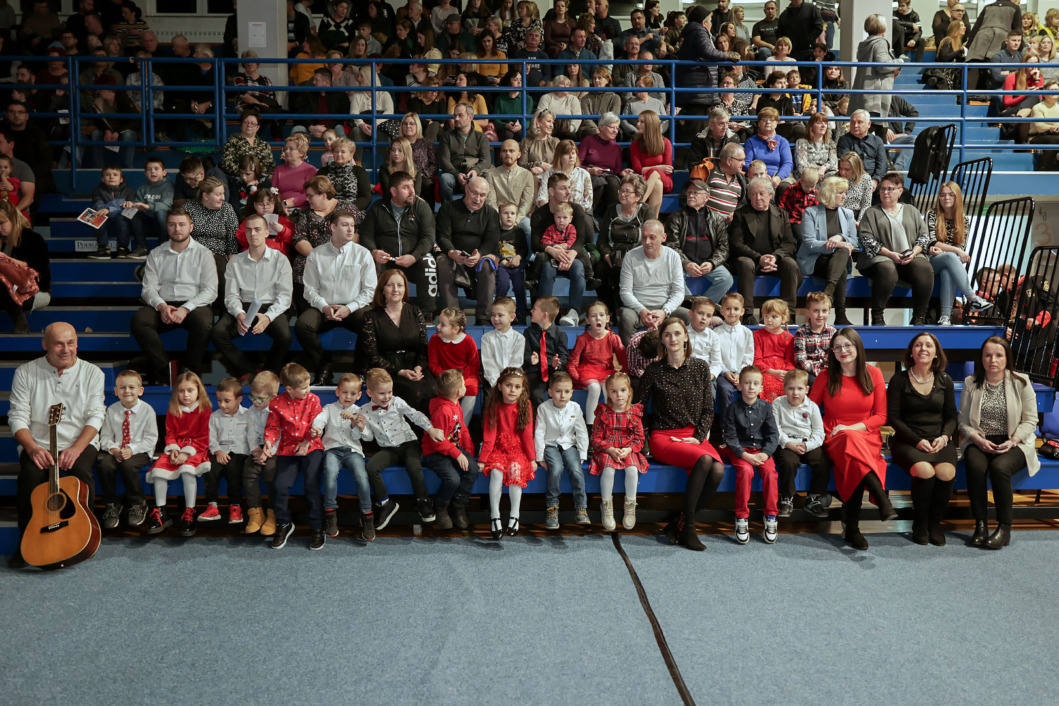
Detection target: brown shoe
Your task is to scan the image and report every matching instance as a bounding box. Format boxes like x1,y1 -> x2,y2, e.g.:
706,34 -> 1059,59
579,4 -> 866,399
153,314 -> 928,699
245,507 -> 264,534
260,509 -> 277,536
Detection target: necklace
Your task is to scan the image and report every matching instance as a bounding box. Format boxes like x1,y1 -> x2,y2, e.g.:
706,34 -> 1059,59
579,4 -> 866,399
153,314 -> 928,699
909,369 -> 934,385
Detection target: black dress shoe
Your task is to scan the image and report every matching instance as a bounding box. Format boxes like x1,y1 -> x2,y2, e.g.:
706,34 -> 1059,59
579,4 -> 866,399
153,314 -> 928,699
845,529 -> 869,550
490,517 -> 503,540
984,524 -> 1011,550
971,521 -> 989,547
313,364 -> 333,387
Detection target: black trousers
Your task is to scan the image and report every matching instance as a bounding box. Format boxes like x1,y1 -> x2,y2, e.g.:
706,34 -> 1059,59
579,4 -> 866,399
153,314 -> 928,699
964,434 -> 1028,525
436,253 -> 497,324
206,452 -> 247,505
17,446 -> 97,534
589,173 -> 620,217
812,250 -> 850,313
731,255 -> 802,314
96,451 -> 149,505
365,441 -> 428,500
294,307 -> 360,375
857,257 -> 934,322
212,305 -> 292,376
773,446 -> 831,498
130,303 -> 214,381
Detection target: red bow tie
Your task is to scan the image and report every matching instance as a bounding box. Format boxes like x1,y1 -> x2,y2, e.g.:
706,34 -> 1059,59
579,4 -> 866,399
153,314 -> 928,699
372,405 -> 388,411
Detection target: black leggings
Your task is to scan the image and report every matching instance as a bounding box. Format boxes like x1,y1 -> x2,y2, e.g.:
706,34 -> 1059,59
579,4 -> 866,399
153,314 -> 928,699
964,435 -> 1028,525
843,470 -> 886,528
684,455 -> 725,518
774,447 -> 831,498
858,257 -> 934,321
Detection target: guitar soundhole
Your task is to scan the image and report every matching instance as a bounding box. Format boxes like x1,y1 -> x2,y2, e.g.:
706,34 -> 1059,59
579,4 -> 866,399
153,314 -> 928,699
46,492 -> 68,514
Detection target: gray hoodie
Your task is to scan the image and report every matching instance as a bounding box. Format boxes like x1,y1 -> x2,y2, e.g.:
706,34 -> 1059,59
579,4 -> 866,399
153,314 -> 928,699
135,178 -> 174,214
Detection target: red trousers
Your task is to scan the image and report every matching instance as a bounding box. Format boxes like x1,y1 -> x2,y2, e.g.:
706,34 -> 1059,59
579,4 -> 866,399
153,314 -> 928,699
723,446 -> 778,519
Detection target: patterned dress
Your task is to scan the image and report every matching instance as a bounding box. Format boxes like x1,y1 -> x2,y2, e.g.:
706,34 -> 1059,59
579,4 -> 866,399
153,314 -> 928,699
479,401 -> 536,487
146,406 -> 211,480
184,201 -> 240,257
290,199 -> 358,283
220,134 -> 276,177
590,403 -> 649,476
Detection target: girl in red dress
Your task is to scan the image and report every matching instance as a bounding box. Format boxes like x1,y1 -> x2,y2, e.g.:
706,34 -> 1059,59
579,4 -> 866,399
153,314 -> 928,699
235,188 -> 294,255
568,301 -> 627,427
427,308 -> 481,424
753,299 -> 796,402
479,367 -> 537,539
145,372 -> 212,537
808,328 -> 896,551
590,373 -> 648,532
628,109 -> 673,214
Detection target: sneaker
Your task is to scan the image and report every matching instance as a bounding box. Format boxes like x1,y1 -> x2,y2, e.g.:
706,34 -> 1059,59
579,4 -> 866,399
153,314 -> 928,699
763,515 -> 778,544
260,509 -> 277,536
735,517 -> 750,544
777,496 -> 794,519
228,505 -> 243,524
126,499 -> 148,527
968,295 -> 994,313
451,503 -> 470,530
417,496 -> 436,523
245,507 -> 264,534
130,247 -> 149,260
545,505 -> 559,530
101,502 -> 122,530
804,495 -> 829,519
601,499 -> 616,531
375,499 -> 399,530
558,308 -> 579,327
310,529 -> 325,550
937,315 -> 952,326
575,507 -> 590,525
271,522 -> 294,549
146,507 -> 170,534
116,246 -> 132,259
623,498 -> 637,530
323,509 -> 339,537
198,504 -> 221,522
180,507 -> 197,537
435,503 -> 453,530
87,246 -> 110,259
361,512 -> 376,541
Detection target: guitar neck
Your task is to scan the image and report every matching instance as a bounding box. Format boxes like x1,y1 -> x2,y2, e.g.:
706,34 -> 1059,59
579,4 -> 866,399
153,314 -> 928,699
50,423 -> 59,494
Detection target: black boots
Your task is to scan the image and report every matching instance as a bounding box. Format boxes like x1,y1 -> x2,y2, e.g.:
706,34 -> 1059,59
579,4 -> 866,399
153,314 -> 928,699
911,476 -> 953,546
928,478 -> 953,546
984,524 -> 1011,550
971,520 -> 989,547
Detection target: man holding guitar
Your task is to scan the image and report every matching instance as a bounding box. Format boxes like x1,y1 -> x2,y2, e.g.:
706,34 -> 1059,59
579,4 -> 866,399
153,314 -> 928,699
8,322 -> 106,569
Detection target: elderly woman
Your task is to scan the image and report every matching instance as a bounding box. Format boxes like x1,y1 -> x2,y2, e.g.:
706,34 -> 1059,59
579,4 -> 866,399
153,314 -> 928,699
809,328 -> 894,551
743,107 -> 793,186
796,176 -> 857,325
272,133 -> 317,212
596,174 -> 654,309
959,336 -> 1040,550
356,268 -> 435,413
220,110 -> 275,178
579,67 -> 621,138
857,172 -> 934,325
291,175 -> 358,309
578,112 -> 624,216
837,152 -> 873,223
887,333 -> 959,545
637,317 -> 726,551
850,14 -> 898,118
535,139 -> 593,211
794,112 -> 838,179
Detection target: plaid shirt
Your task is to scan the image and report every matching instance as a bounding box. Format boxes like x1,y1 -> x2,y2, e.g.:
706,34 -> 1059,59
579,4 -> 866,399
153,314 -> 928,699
777,182 -> 819,225
793,323 -> 837,377
625,330 -> 661,378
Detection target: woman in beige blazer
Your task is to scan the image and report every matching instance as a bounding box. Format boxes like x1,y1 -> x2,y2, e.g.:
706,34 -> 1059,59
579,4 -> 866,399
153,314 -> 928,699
958,336 -> 1040,550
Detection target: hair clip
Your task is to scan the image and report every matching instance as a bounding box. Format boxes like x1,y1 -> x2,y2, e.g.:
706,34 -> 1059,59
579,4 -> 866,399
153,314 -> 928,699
269,187 -> 279,195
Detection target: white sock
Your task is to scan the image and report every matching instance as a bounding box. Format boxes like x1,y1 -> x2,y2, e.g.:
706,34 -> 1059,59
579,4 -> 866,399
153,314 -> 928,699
181,473 -> 197,509
625,466 -> 639,503
489,469 -> 503,519
508,484 -> 523,520
153,479 -> 168,508
460,395 -> 476,425
585,381 -> 602,424
600,467 -> 615,501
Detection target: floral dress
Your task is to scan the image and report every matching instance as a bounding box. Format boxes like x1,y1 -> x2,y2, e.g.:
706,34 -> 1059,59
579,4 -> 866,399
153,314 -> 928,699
590,403 -> 649,475
220,134 -> 276,177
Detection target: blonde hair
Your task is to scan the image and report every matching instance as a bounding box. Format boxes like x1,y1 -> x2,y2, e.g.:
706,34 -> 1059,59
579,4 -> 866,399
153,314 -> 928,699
760,298 -> 790,323
401,112 -> 424,140
805,291 -> 832,308
386,137 -> 417,179
439,307 -> 467,331
605,373 -> 633,411
437,369 -> 465,398
169,371 -> 211,415
366,368 -> 393,389
636,110 -> 664,157
337,372 -> 362,391
251,370 -> 280,396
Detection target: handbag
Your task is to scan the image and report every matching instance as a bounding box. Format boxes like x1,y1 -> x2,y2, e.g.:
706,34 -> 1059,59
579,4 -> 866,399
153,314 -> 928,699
453,263 -> 473,289
690,158 -> 715,181
1040,438 -> 1059,460
378,119 -> 402,141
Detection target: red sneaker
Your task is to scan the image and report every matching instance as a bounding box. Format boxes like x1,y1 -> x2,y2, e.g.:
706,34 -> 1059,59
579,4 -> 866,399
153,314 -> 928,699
198,504 -> 221,522
228,505 -> 244,524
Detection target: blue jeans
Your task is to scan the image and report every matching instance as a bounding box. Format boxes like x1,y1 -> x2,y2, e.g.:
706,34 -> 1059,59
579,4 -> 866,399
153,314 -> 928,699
537,258 -> 585,313
931,251 -> 974,318
423,451 -> 479,506
438,172 -> 464,201
824,20 -> 837,50
274,450 -> 323,529
139,209 -> 169,245
323,447 -> 371,513
543,445 -> 587,509
891,135 -> 916,171
102,209 -> 145,251
495,262 -> 528,319
688,264 -> 734,302
90,129 -> 137,168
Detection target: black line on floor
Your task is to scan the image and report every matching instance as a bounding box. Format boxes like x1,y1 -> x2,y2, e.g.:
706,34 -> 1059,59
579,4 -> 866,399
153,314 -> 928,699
611,533 -> 696,706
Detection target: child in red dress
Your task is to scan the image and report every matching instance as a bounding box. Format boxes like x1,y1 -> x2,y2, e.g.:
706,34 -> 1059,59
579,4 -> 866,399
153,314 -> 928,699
145,371 -> 212,537
568,301 -> 627,427
753,298 -> 796,402
479,367 -> 537,539
590,373 -> 648,531
427,307 -> 481,424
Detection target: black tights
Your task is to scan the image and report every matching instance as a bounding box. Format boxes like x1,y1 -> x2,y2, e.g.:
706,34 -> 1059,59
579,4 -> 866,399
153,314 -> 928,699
843,470 -> 886,528
964,437 -> 1027,525
684,456 -> 725,518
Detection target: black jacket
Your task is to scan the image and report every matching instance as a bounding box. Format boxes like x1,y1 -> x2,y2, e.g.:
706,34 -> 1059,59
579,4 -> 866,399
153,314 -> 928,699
729,204 -> 796,262
436,199 -> 501,258
360,196 -> 437,260
676,22 -> 734,107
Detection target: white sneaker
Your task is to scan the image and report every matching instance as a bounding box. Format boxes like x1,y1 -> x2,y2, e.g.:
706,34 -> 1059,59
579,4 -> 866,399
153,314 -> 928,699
735,517 -> 750,544
601,499 -> 616,531
968,295 -> 994,313
937,316 -> 952,326
558,308 -> 579,327
763,515 -> 778,544
623,498 -> 637,530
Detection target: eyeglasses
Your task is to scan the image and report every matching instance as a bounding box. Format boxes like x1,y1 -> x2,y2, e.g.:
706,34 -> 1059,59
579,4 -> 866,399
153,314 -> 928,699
879,187 -> 900,193
618,188 -> 638,195
833,343 -> 855,352
249,394 -> 273,403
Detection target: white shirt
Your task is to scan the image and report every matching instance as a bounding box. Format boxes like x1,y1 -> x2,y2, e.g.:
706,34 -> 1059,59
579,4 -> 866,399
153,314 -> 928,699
481,327 -> 526,387
141,238 -> 218,311
714,321 -> 755,374
303,239 -> 377,313
99,400 -> 158,457
245,405 -> 270,451
349,89 -> 395,129
224,246 -> 293,320
313,401 -> 373,453
534,400 -> 589,461
209,406 -> 251,455
688,327 -> 724,379
536,92 -> 582,133
362,395 -> 432,447
619,246 -> 685,315
771,396 -> 825,451
9,357 -> 106,452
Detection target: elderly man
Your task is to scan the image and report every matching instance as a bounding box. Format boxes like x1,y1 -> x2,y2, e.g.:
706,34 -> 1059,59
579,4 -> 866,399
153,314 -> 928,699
728,177 -> 802,323
436,176 -> 501,325
8,322 -> 106,569
837,109 -> 889,187
618,219 -> 687,343
511,27 -> 551,87
665,180 -> 734,302
706,141 -> 747,222
687,107 -> 742,169
618,8 -> 663,57
438,101 -> 492,201
530,173 -> 596,327
620,51 -> 666,105
130,207 -> 217,384
485,139 -> 535,242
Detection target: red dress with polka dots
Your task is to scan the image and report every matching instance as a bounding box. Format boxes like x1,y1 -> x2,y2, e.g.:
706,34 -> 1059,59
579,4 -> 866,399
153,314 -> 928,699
479,401 -> 536,488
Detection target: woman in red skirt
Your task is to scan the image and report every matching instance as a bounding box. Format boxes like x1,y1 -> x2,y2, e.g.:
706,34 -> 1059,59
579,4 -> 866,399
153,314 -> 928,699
809,328 -> 896,550
637,318 -> 725,551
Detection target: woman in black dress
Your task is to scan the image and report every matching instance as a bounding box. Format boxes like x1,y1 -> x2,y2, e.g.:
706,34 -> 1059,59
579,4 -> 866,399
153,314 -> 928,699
886,332 -> 958,546
356,268 -> 435,413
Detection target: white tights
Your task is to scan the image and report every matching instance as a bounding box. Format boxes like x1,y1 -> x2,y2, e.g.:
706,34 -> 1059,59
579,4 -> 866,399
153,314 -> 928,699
488,469 -> 523,519
154,473 -> 198,509
600,466 -> 639,502
460,395 -> 476,425
585,380 -> 607,424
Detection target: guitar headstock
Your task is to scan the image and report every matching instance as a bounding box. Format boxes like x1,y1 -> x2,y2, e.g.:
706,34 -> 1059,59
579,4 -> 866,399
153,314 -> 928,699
48,403 -> 64,426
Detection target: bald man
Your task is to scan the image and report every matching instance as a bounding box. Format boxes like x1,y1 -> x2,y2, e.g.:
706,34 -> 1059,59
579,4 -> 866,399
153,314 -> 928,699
485,140 -> 535,242
8,322 -> 106,568
435,176 -> 501,324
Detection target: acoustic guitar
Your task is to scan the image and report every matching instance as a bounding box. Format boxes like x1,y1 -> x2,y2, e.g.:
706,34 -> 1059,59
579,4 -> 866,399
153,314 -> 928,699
21,403 -> 102,569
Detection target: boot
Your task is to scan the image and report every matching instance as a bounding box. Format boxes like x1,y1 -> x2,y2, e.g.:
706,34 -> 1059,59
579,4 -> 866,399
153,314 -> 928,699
663,513 -> 682,545
864,472 -> 897,522
434,502 -> 453,530
971,520 -> 989,547
984,523 -> 1011,550
843,502 -> 869,550
681,514 -> 705,551
601,499 -> 616,531
260,509 -> 277,536
245,507 -> 264,534
909,477 -> 931,545
451,502 -> 470,530
928,478 -> 953,547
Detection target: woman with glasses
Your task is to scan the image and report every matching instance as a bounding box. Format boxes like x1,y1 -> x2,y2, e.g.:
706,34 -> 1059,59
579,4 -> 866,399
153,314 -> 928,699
932,0 -> 970,49
220,109 -> 275,178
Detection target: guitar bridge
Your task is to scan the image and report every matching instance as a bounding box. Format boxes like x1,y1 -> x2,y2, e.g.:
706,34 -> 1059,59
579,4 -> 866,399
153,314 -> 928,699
42,521 -> 70,533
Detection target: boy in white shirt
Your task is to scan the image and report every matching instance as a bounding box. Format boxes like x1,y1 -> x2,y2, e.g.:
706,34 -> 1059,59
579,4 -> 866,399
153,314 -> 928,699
713,292 -> 754,424
243,370 -> 280,535
96,369 -> 158,529
687,296 -> 724,380
481,297 -> 526,395
312,373 -> 375,541
535,372 -> 590,529
771,369 -> 829,519
203,377 -> 250,524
